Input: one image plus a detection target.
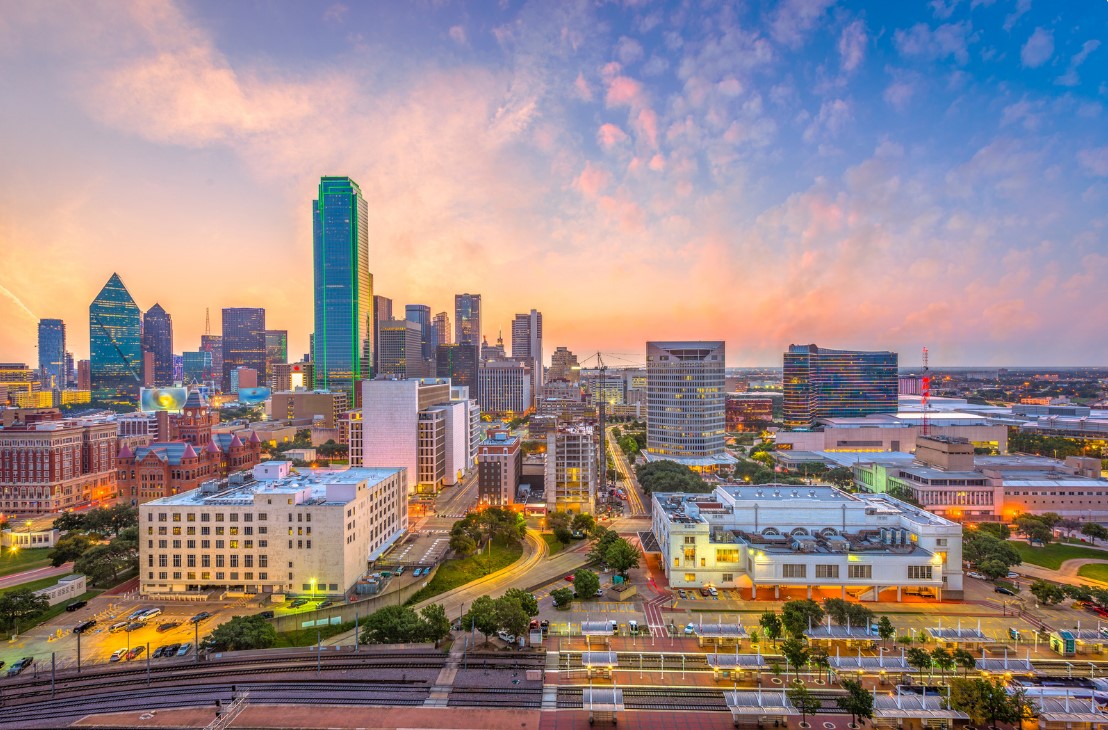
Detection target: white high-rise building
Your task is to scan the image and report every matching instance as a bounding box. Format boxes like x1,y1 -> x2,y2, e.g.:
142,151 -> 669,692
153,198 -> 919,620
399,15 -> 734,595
511,309 -> 543,407
478,358 -> 532,415
645,341 -> 735,472
545,422 -> 597,514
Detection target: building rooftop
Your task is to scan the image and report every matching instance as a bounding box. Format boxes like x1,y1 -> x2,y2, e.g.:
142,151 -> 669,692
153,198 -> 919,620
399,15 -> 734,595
146,467 -> 402,507
642,451 -> 737,467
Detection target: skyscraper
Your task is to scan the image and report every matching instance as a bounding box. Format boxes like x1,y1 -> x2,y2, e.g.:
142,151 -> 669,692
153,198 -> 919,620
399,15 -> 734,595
89,273 -> 143,403
142,303 -> 174,386
783,344 -> 898,428
221,308 -> 266,392
264,329 -> 288,383
549,346 -> 579,383
313,176 -> 373,399
372,295 -> 392,375
436,342 -> 479,398
432,311 -> 451,347
405,304 -> 434,362
455,293 -> 481,345
645,341 -> 732,471
37,319 -> 66,390
377,319 -> 425,378
511,309 -> 543,406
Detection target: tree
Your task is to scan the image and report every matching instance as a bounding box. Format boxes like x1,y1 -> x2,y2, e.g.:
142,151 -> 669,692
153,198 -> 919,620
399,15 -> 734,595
0,588 -> 50,633
573,569 -> 601,599
553,524 -> 574,547
962,529 -> 1021,577
419,604 -> 452,644
1057,518 -> 1082,537
1030,579 -> 1066,606
571,513 -> 595,535
824,467 -> 855,489
74,544 -> 131,586
976,522 -> 1011,541
551,587 -> 574,609
48,534 -> 96,567
52,511 -> 86,533
604,539 -> 640,579
906,647 -> 932,683
502,588 -> 539,617
588,528 -> 620,564
877,616 -> 895,645
948,677 -> 1034,728
1063,584 -> 1093,603
495,596 -> 530,639
836,679 -> 874,728
788,685 -> 822,726
823,598 -> 874,628
1016,515 -> 1053,546
780,638 -> 809,681
809,648 -> 831,684
759,611 -> 783,648
781,599 -> 824,638
205,615 -> 277,651
951,647 -> 977,677
1082,523 -> 1108,544
449,532 -> 477,557
464,595 -> 500,643
361,604 -> 427,644
930,647 -> 954,681
634,460 -> 709,494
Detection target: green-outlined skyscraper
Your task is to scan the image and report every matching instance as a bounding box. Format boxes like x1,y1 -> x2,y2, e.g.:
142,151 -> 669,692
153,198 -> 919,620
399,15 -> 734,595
89,273 -> 142,403
312,176 -> 372,401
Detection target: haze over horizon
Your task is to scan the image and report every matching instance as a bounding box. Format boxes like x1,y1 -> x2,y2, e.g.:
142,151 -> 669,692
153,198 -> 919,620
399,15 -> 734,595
1,1 -> 1106,368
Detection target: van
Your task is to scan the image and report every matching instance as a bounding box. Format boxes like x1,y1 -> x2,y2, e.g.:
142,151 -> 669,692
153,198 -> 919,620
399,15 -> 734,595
109,621 -> 129,633
65,600 -> 88,612
73,620 -> 97,634
629,620 -> 639,635
141,607 -> 163,620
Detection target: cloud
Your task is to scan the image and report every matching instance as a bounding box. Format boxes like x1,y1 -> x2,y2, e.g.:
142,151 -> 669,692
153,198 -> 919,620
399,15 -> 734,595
1020,28 -> 1053,68
1003,0 -> 1030,32
838,20 -> 867,73
1078,147 -> 1108,177
768,0 -> 835,48
1056,40 -> 1100,87
573,161 -> 611,199
573,72 -> 592,100
803,99 -> 851,143
597,123 -> 629,149
322,4 -> 348,23
884,81 -> 915,110
930,0 -> 961,19
894,22 -> 972,64
615,36 -> 643,65
448,25 -> 467,46
605,75 -> 644,107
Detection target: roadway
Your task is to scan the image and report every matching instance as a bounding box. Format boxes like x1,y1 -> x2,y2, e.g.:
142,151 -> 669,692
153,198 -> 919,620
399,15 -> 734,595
0,562 -> 74,590
607,426 -> 648,517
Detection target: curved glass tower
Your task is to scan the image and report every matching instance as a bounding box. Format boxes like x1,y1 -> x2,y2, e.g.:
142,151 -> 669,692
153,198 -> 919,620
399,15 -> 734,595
90,273 -> 142,403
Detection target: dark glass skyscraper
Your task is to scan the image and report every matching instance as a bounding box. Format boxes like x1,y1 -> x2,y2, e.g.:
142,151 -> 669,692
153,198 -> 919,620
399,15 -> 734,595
783,344 -> 898,428
221,308 -> 266,391
372,295 -> 392,376
454,293 -> 481,345
90,273 -> 142,403
265,329 -> 288,384
37,318 -> 66,390
142,303 -> 174,386
313,176 -> 372,399
405,304 -> 434,361
436,343 -> 479,398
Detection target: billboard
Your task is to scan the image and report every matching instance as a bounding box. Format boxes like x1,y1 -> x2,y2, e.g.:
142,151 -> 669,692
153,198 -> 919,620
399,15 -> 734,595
139,387 -> 188,413
237,387 -> 271,405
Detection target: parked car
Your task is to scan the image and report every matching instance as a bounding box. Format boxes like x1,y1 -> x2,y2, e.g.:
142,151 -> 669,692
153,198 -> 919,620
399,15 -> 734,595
125,622 -> 146,632
152,646 -> 167,659
699,588 -> 711,597
126,646 -> 145,660
967,571 -> 986,580
140,608 -> 163,620
683,623 -> 696,635
258,611 -> 275,620
708,587 -> 719,597
6,657 -> 33,677
65,600 -> 88,612
288,599 -> 308,608
995,586 -> 1017,596
395,566 -> 405,575
189,611 -> 212,624
595,588 -> 605,597
108,621 -> 129,633
156,621 -> 180,633
564,574 -> 574,582
162,643 -> 180,657
318,600 -> 333,609
629,620 -> 640,635
677,589 -> 687,599
1009,628 -> 1022,640
109,648 -> 127,662
73,620 -> 97,634
1007,571 -> 1020,579
176,643 -> 192,657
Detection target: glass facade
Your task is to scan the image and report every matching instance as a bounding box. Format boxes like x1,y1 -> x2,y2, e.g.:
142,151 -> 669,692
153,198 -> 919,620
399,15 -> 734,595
436,343 -> 479,397
265,329 -> 288,383
142,303 -> 174,386
405,304 -> 433,361
90,273 -> 142,403
783,344 -> 898,428
454,293 -> 481,345
221,308 -> 266,391
313,176 -> 372,399
182,350 -> 213,384
37,318 -> 66,390
645,341 -> 727,459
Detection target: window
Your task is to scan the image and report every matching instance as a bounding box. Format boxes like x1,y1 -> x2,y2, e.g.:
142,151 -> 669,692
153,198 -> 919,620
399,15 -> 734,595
816,565 -> 839,579
722,573 -> 733,582
683,536 -> 696,545
159,555 -> 168,567
201,526 -> 210,536
216,555 -> 225,568
684,573 -> 696,582
186,555 -> 196,568
172,513 -> 181,522
848,564 -> 872,579
172,555 -> 181,568
908,565 -> 933,580
230,555 -> 239,568
259,555 -> 268,568
716,549 -> 740,563
782,564 -> 806,579
201,555 -> 210,568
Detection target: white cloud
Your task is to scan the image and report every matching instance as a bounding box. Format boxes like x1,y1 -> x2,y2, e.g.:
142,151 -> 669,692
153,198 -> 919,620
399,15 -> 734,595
767,0 -> 835,48
1003,0 -> 1031,32
448,25 -> 467,46
894,22 -> 972,64
930,0 -> 961,19
1056,40 -> 1100,86
1020,28 -> 1053,68
838,20 -> 867,73
1078,147 -> 1108,177
615,36 -> 643,65
884,81 -> 915,110
803,98 -> 851,143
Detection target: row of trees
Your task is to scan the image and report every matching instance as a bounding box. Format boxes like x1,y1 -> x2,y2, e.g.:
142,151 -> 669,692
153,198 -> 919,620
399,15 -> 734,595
547,510 -> 595,547
634,460 -> 708,494
51,505 -> 140,586
52,504 -> 136,537
448,507 -> 526,557
204,614 -> 278,651
962,523 -> 1023,578
463,588 -> 538,642
0,589 -> 50,634
360,603 -> 451,645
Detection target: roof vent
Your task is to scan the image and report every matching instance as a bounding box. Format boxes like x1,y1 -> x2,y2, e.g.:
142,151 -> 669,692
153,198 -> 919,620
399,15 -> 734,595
808,490 -> 817,497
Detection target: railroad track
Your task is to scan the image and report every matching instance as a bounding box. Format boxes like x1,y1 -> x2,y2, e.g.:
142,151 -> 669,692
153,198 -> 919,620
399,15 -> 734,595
447,686 -> 544,708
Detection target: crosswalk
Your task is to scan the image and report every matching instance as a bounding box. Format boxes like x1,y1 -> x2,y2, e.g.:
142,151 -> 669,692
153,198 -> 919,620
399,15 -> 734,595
643,594 -> 670,637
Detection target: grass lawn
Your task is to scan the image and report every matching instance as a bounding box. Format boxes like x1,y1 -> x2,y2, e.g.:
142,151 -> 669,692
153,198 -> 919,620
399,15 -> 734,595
406,539 -> 524,605
0,573 -> 75,597
274,620 -> 356,648
0,547 -> 52,577
1011,541 -> 1108,570
1077,564 -> 1108,583
541,533 -> 565,555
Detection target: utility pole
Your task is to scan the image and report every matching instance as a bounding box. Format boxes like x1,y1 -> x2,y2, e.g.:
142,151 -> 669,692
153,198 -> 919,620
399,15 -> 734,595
596,352 -> 608,493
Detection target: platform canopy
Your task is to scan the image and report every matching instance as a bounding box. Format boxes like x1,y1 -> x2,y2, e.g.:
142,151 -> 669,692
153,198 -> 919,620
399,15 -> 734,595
706,654 -> 767,669
1068,628 -> 1108,646
805,625 -> 877,640
927,627 -> 987,643
873,693 -> 969,721
1036,696 -> 1107,724
695,622 -> 749,639
582,687 -> 624,713
725,690 -> 798,717
580,621 -> 615,637
580,651 -> 619,668
828,652 -> 911,671
976,657 -> 1037,674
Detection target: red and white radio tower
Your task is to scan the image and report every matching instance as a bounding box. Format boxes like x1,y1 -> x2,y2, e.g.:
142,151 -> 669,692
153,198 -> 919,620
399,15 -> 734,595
921,346 -> 931,437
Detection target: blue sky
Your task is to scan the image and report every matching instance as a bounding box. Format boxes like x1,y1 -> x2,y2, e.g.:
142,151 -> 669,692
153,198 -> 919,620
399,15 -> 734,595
0,0 -> 1105,366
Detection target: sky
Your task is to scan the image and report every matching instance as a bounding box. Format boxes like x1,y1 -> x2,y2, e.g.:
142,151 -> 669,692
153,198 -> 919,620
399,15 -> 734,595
0,0 -> 1106,368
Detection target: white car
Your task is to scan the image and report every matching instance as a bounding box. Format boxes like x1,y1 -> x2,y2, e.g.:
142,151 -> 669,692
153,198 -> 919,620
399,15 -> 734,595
1007,571 -> 1020,579
109,648 -> 127,662
967,571 -> 986,580
683,623 -> 696,635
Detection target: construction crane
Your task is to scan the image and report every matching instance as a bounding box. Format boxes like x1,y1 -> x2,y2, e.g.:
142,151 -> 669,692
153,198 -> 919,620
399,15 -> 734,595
575,351 -> 646,491
921,346 -> 931,437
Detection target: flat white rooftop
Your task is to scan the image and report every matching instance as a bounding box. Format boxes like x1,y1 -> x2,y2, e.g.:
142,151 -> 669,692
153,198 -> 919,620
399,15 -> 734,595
146,467 -> 403,507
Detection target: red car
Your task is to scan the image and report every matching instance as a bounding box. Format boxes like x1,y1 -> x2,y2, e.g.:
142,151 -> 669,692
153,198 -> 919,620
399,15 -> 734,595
565,574 -> 574,582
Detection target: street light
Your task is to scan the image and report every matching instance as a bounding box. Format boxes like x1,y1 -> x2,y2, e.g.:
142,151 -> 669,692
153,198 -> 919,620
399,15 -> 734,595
310,578 -> 317,603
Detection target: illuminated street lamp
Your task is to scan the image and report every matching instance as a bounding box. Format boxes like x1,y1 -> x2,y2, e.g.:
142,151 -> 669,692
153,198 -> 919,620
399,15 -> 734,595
310,578 -> 317,602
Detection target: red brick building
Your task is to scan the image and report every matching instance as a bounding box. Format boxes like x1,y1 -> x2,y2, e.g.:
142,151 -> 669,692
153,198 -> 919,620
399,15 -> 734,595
117,391 -> 261,505
0,412 -> 118,514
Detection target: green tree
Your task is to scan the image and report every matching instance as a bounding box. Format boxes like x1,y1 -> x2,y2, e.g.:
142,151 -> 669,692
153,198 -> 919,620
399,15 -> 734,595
976,522 -> 1011,541
836,679 -> 874,728
573,569 -> 601,599
951,647 -> 977,677
809,648 -> 831,683
495,595 -> 530,638
361,604 -> 426,644
551,587 -> 574,609
948,677 -> 1034,728
553,524 -> 574,547
1016,515 -> 1053,546
906,647 -> 932,683
877,616 -> 895,644
781,599 -> 824,638
52,511 -> 86,533
1082,523 -> 1108,544
759,611 -> 783,648
780,637 -> 809,681
930,647 -> 954,681
823,467 -> 855,488
0,588 -> 50,633
787,684 -> 822,726
571,513 -> 596,535
205,615 -> 277,651
464,595 -> 500,643
1063,584 -> 1093,602
449,532 -> 477,557
1030,579 -> 1066,606
587,527 -> 620,563
604,538 -> 640,579
822,598 -> 874,628
420,604 -> 452,644
48,534 -> 96,567
502,588 -> 539,617
634,460 -> 709,494
73,543 -> 131,586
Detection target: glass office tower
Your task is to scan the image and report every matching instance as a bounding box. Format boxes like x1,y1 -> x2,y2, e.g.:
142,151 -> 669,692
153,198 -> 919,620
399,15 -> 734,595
454,293 -> 481,345
89,273 -> 142,403
313,176 -> 372,399
783,344 -> 898,428
645,341 -> 728,466
405,304 -> 433,361
221,308 -> 266,391
37,318 -> 66,390
142,303 -> 174,386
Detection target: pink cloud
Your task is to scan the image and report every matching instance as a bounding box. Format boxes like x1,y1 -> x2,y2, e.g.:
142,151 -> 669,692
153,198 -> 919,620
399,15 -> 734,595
573,72 -> 592,100
635,107 -> 658,148
573,161 -> 611,199
605,76 -> 644,107
648,154 -> 665,171
597,123 -> 629,149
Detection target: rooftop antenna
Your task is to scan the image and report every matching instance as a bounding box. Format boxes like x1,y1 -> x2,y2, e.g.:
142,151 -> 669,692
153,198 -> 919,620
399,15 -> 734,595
921,346 -> 931,437
204,307 -> 211,336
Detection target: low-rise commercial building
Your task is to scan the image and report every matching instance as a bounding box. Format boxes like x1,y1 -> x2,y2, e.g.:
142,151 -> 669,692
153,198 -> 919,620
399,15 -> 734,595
651,484 -> 963,601
776,412 -> 1007,454
725,394 -> 774,433
139,462 -> 407,597
269,390 -> 349,430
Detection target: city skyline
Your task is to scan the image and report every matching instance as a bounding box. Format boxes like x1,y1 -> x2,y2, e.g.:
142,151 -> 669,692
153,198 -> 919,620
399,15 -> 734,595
1,2 -> 1106,367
